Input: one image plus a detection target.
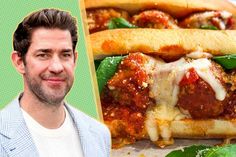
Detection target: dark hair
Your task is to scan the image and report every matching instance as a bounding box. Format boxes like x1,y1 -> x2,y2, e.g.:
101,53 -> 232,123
13,8 -> 78,62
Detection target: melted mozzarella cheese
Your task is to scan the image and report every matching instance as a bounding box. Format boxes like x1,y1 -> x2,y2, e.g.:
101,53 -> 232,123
143,53 -> 226,142
186,51 -> 213,59
145,104 -> 187,142
150,58 -> 226,107
149,58 -> 186,107
145,110 -> 159,141
220,11 -> 232,19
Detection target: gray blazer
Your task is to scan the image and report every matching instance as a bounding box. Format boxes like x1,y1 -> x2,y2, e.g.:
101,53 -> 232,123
0,97 -> 111,157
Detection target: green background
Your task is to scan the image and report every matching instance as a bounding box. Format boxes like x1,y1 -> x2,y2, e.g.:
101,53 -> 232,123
0,0 -> 99,118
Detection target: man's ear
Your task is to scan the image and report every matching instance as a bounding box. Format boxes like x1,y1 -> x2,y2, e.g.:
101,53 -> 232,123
74,51 -> 78,63
11,51 -> 25,74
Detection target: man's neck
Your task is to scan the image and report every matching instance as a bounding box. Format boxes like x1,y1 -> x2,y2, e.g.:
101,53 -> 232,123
20,92 -> 66,129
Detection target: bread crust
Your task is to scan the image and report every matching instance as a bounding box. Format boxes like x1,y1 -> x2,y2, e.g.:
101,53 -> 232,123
106,118 -> 236,148
171,119 -> 236,138
90,29 -> 236,60
85,0 -> 236,18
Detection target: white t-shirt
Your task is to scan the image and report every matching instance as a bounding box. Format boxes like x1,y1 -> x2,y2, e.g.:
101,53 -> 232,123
21,107 -> 84,157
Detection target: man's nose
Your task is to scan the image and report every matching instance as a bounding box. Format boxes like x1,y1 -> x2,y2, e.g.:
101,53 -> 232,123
48,56 -> 64,74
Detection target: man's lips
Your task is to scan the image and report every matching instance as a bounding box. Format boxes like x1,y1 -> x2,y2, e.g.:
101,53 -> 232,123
43,77 -> 66,85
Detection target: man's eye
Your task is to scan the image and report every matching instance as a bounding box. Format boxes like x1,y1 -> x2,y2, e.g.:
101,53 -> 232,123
63,53 -> 72,57
37,54 -> 48,58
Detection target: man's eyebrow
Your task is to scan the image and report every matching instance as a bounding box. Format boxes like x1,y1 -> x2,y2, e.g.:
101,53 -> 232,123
35,49 -> 52,53
35,48 -> 73,53
61,48 -> 73,52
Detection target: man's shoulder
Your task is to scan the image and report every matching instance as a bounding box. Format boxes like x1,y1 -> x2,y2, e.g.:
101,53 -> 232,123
66,104 -> 111,157
65,104 -> 110,133
0,98 -> 18,147
0,98 -> 19,120
0,97 -> 23,137
0,97 -> 20,119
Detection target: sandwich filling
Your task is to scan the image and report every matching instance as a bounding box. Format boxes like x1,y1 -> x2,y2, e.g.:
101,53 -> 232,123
86,8 -> 235,33
100,52 -> 236,148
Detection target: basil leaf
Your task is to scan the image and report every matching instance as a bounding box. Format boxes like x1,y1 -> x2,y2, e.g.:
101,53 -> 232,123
200,25 -> 218,30
200,144 -> 236,157
166,144 -> 236,157
108,17 -> 137,29
96,56 -> 124,93
166,145 -> 211,157
213,54 -> 236,69
165,145 -> 212,157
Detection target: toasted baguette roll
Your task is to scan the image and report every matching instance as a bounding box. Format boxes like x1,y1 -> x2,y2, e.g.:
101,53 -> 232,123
153,119 -> 236,147
171,119 -> 236,138
105,118 -> 236,148
85,0 -> 236,18
90,29 -> 236,60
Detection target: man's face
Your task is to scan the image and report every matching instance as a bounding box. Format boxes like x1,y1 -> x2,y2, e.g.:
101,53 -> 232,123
23,28 -> 76,105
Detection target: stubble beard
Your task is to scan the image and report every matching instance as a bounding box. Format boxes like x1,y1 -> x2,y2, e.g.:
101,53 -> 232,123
25,71 -> 73,106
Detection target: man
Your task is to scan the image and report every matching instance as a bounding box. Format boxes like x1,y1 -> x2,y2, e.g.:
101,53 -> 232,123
0,8 -> 111,157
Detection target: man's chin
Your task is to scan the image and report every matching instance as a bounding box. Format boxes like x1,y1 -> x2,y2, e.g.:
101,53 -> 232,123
33,84 -> 71,105
41,90 -> 67,105
43,95 -> 65,105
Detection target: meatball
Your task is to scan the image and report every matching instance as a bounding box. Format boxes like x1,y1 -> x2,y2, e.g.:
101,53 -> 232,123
222,70 -> 236,118
177,63 -> 227,119
106,53 -> 154,110
101,53 -> 155,144
86,8 -> 129,33
131,10 -> 179,29
178,77 -> 225,118
222,91 -> 236,119
180,11 -> 234,30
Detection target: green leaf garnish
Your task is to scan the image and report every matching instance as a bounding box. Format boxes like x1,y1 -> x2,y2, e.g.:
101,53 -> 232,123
200,25 -> 218,30
200,144 -> 236,157
166,144 -> 236,157
108,17 -> 137,29
96,56 -> 124,93
165,145 -> 212,157
213,54 -> 236,69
